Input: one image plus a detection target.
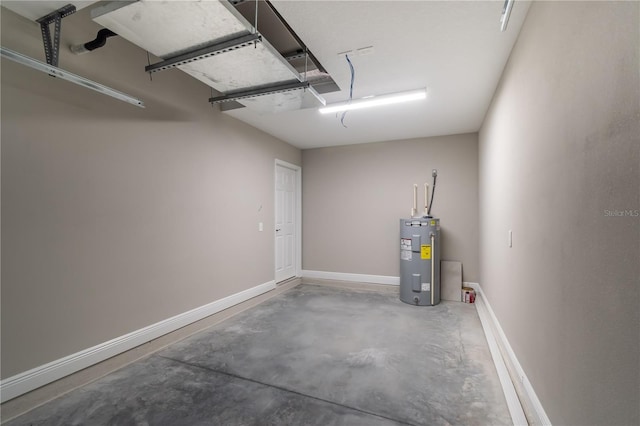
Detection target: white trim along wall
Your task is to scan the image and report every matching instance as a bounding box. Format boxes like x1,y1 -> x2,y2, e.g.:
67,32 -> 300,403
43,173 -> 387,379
0,280 -> 276,403
472,283 -> 552,426
471,283 -> 528,426
2,267 -> 551,426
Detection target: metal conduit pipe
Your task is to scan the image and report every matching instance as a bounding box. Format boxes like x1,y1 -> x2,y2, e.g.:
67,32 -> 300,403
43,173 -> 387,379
70,29 -> 117,55
427,169 -> 437,217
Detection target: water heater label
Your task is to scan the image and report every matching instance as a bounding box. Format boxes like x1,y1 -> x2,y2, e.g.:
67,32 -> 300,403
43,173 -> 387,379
400,238 -> 412,250
422,283 -> 430,291
421,244 -> 431,259
401,250 -> 412,261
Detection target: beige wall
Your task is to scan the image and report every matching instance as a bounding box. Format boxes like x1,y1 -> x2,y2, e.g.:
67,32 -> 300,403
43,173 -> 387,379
302,134 -> 479,281
479,2 -> 639,425
1,8 -> 300,379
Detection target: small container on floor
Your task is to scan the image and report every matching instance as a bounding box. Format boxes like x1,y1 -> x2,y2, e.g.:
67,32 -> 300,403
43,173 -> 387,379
462,287 -> 476,303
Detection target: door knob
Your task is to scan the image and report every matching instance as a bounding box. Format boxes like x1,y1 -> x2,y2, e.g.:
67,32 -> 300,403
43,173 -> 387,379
276,229 -> 281,232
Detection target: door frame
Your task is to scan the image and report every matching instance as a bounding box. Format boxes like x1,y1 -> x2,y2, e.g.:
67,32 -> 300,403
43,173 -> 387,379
274,159 -> 302,282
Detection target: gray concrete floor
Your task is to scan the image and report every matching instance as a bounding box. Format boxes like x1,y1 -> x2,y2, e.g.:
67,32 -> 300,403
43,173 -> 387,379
5,284 -> 512,426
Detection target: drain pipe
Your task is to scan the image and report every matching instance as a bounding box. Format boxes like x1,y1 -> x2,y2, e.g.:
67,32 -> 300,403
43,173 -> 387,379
70,29 -> 117,55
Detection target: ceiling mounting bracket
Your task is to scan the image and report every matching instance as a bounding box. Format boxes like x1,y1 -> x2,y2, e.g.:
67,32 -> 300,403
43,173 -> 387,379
145,33 -> 262,74
263,0 -> 326,74
209,80 -> 321,104
36,4 -> 76,67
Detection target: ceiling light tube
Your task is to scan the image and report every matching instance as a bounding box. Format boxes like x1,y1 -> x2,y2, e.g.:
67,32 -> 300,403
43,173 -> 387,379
319,88 -> 426,114
0,46 -> 145,108
500,0 -> 515,32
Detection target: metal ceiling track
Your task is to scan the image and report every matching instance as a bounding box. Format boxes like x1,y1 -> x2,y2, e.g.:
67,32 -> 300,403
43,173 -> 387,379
262,0 -> 326,74
0,3 -> 144,108
0,47 -> 145,108
36,4 -> 76,67
92,0 -> 326,112
145,33 -> 262,74
209,80 -> 324,105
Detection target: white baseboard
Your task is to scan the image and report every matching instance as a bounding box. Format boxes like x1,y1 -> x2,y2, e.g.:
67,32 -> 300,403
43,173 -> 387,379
301,270 -> 399,286
463,281 -> 479,290
473,283 -> 552,426
0,280 -> 276,403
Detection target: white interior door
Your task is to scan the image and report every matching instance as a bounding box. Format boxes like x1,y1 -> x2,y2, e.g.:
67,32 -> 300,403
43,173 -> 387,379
275,163 -> 298,283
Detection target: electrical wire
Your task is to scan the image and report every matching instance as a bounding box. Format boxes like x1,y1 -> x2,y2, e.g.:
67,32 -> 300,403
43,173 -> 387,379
338,53 -> 355,128
146,51 -> 152,81
427,173 -> 437,216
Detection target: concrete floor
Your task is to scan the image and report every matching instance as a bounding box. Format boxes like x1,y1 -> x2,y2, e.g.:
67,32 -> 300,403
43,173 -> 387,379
5,284 -> 512,426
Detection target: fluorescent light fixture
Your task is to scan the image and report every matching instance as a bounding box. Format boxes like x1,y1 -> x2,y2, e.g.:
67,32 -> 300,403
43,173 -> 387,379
500,0 -> 515,32
0,46 -> 145,108
319,88 -> 426,114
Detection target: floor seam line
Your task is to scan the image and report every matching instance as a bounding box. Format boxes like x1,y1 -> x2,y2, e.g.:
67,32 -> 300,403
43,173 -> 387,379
158,355 -> 418,426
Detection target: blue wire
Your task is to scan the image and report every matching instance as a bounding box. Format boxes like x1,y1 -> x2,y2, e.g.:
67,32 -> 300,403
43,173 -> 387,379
347,53 -> 354,99
339,53 -> 355,128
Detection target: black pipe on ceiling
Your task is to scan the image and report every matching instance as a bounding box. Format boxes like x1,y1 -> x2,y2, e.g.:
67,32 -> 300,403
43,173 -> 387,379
70,29 -> 118,55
